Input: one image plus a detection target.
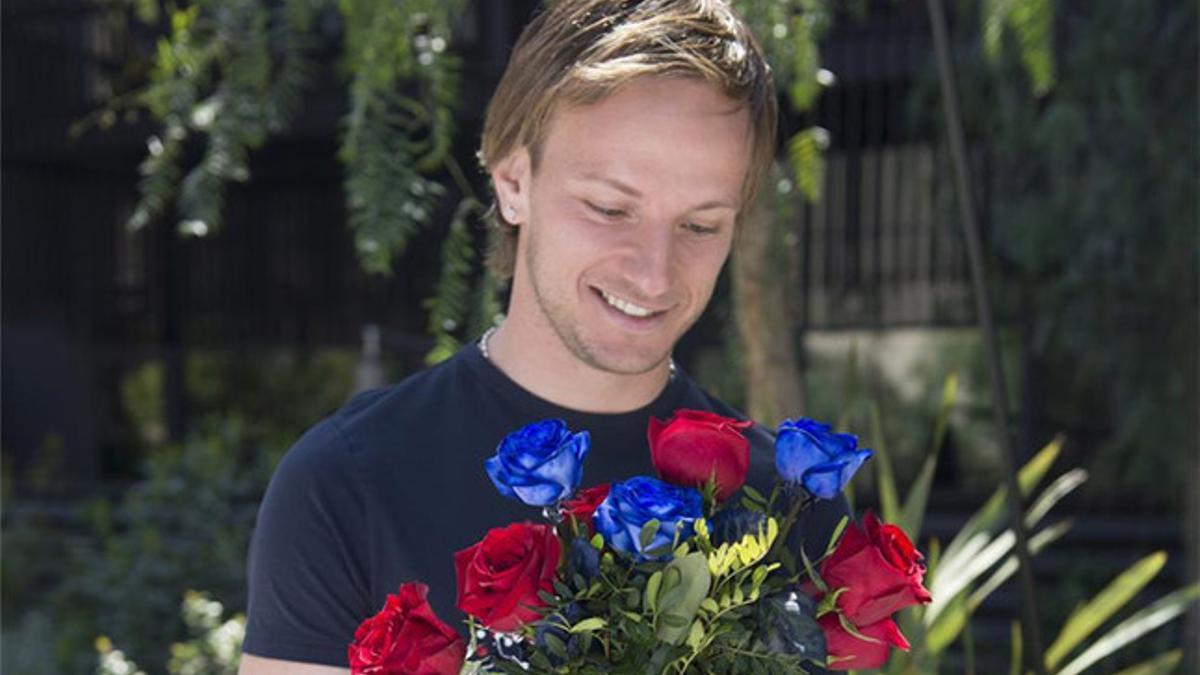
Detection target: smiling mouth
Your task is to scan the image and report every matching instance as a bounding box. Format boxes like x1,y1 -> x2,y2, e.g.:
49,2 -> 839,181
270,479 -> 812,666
593,287 -> 666,319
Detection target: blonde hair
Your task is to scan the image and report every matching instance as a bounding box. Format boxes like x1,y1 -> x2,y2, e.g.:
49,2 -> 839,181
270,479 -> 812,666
479,0 -> 778,279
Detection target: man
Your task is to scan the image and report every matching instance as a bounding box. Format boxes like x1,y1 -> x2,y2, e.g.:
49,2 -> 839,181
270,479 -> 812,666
239,1 -> 847,672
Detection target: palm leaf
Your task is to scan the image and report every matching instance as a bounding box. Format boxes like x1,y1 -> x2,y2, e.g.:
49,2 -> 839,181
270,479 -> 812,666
1109,649 -> 1184,675
1045,551 -> 1168,670
938,437 -> 1062,572
1056,584 -> 1200,675
927,460 -> 1082,627
969,519 -> 1072,612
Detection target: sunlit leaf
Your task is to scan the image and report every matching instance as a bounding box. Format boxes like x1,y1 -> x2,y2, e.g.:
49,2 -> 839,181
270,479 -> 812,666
1045,552 -> 1168,670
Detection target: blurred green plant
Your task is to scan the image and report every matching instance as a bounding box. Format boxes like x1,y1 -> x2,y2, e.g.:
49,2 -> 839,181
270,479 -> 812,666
95,591 -> 245,675
120,349 -> 357,452
864,375 -> 1200,674
1,420 -> 276,674
4,349 -> 357,674
83,0 -> 489,361
98,0 -> 466,271
910,0 -> 1198,508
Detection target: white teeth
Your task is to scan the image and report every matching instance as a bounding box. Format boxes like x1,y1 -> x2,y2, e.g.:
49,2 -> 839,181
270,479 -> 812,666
600,289 -> 654,318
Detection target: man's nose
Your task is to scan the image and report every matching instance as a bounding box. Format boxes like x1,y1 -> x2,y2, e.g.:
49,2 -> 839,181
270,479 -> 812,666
623,225 -> 675,300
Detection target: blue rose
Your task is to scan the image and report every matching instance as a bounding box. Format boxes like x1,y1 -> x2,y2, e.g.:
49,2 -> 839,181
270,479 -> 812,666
775,418 -> 873,499
593,476 -> 703,562
486,419 -> 590,507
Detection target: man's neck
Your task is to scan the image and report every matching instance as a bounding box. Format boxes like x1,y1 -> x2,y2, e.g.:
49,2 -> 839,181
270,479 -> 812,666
482,322 -> 673,414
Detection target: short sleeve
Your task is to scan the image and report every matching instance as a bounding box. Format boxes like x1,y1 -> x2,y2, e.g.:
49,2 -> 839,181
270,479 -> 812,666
242,418 -> 373,666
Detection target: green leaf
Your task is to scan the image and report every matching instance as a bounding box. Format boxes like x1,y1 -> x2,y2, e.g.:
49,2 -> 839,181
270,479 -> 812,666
618,608 -> 643,623
1009,0 -> 1057,95
655,553 -> 712,646
787,127 -> 827,203
779,545 -> 797,576
869,402 -> 900,525
927,529 -> 1015,625
1045,551 -> 1168,670
825,516 -> 850,557
1056,584 -> 1200,675
926,591 -> 969,655
1110,649 -> 1184,675
937,437 -> 1062,581
569,617 -> 607,633
624,588 -> 641,610
787,16 -> 821,111
1009,620 -> 1023,675
926,519 -> 1070,656
800,543 -> 828,595
645,570 -> 663,614
899,371 -> 958,539
686,619 -> 706,650
837,612 -> 882,645
424,198 -> 483,364
742,484 -> 767,506
659,614 -> 691,629
543,631 -> 568,659
969,519 -> 1071,611
1024,469 -> 1087,529
639,519 -> 662,551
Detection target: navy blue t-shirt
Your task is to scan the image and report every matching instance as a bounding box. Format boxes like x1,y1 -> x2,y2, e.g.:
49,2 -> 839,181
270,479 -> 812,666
242,344 -> 849,666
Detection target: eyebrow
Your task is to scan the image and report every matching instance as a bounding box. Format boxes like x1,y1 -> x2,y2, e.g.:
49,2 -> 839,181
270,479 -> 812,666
578,173 -> 739,212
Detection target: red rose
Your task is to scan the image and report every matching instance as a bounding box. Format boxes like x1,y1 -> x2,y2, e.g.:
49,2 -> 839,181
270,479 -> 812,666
454,522 -> 562,632
819,511 -> 932,626
648,409 -> 753,501
819,614 -> 910,671
562,483 -> 610,532
348,582 -> 466,675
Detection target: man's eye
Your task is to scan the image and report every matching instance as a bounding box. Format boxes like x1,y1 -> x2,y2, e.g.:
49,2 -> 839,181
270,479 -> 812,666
586,202 -> 626,219
683,222 -> 720,236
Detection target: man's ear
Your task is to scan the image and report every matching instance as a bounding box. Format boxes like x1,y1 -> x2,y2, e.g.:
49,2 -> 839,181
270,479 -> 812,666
489,147 -> 532,225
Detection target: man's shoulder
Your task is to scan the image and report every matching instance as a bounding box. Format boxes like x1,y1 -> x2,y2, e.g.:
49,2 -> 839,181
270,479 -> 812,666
280,351 -> 472,470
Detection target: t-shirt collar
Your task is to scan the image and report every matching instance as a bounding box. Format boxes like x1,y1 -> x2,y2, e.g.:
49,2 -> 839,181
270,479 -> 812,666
458,342 -> 690,429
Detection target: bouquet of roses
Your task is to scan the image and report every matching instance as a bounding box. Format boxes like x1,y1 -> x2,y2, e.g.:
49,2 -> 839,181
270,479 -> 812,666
348,410 -> 931,674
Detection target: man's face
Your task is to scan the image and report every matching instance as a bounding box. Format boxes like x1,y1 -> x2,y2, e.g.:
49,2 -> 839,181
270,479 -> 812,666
503,76 -> 752,376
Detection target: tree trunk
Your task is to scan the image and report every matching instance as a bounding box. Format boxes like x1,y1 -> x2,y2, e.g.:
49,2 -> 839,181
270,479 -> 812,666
731,190 -> 805,427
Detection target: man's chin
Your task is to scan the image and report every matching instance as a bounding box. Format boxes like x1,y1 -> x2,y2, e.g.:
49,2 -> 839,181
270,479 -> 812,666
578,345 -> 674,377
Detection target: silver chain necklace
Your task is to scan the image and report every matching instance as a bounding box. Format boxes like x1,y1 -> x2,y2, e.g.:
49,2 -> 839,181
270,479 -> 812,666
478,326 -> 677,381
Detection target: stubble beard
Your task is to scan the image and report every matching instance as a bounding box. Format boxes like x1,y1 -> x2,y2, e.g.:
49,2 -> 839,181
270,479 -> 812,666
524,231 -> 673,377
